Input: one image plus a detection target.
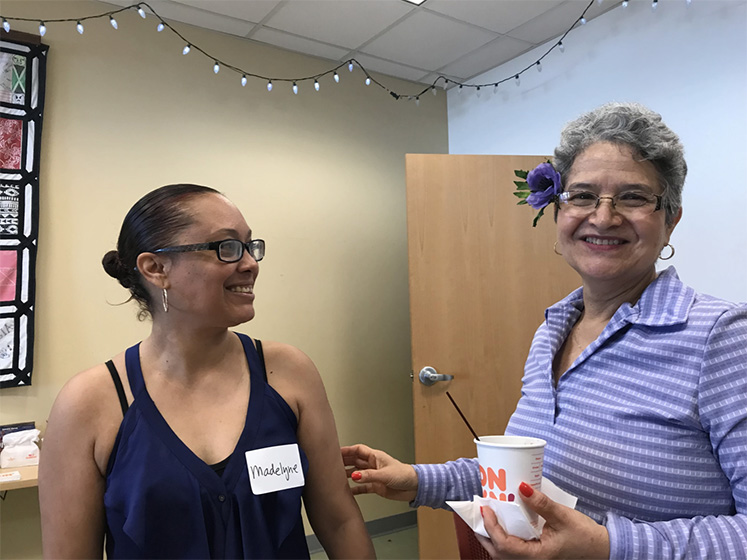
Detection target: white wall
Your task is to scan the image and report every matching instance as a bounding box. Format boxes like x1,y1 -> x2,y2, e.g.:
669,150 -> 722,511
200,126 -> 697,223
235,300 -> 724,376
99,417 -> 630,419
447,0 -> 747,303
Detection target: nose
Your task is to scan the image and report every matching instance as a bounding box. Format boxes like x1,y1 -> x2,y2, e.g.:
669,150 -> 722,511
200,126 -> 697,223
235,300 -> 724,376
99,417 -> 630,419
588,197 -> 623,226
236,247 -> 259,271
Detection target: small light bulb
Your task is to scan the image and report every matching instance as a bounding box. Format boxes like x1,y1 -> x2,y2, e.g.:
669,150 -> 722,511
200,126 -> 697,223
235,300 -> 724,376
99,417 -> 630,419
415,97 -> 420,107
458,85 -> 463,94
348,62 -> 354,72
267,80 -> 273,92
3,18 -> 10,33
137,7 -> 146,18
686,0 -> 692,5
76,21 -> 84,34
213,61 -> 220,74
241,75 -> 247,87
579,17 -> 587,25
515,74 -> 520,86
110,16 -> 118,30
157,21 -> 165,31
39,22 -> 46,36
493,83 -> 499,94
652,0 -> 658,10
183,44 -> 191,55
365,77 -> 371,86
622,0 -> 629,7
333,72 -> 339,83
476,86 -> 481,98
536,61 -> 542,72
314,79 -> 320,91
432,87 -> 437,96
292,82 -> 298,94
559,41 -> 565,52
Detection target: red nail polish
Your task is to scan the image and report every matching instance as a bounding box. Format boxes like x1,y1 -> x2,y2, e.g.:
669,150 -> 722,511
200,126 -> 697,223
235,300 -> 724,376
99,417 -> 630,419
351,471 -> 362,481
519,482 -> 534,497
480,506 -> 484,517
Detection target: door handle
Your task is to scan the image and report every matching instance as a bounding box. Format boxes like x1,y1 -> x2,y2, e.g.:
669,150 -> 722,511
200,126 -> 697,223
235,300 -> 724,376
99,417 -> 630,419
418,366 -> 454,386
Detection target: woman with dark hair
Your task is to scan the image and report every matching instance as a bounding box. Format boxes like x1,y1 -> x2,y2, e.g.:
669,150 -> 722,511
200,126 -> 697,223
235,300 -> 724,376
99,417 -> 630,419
39,184 -> 375,559
343,103 -> 747,559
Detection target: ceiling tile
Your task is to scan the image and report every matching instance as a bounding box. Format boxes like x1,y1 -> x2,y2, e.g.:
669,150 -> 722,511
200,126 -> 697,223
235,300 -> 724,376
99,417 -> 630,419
263,0 -> 413,49
105,0 -> 257,36
506,1 -> 599,44
439,35 -> 534,81
351,53 -> 430,83
171,0 -> 281,23
250,27 -> 351,61
425,0 -> 566,34
361,9 -> 497,71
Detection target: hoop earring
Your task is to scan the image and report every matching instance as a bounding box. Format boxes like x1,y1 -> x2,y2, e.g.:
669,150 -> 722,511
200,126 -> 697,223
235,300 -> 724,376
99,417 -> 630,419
162,288 -> 169,313
553,242 -> 562,256
659,243 -> 675,261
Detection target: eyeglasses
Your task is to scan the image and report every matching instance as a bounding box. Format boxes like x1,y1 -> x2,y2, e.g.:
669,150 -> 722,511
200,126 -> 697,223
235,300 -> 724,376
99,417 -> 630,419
557,191 -> 662,217
152,239 -> 265,263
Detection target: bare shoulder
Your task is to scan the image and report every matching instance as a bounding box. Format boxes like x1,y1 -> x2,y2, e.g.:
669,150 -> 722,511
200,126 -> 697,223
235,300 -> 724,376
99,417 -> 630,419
258,341 -> 326,417
260,340 -> 319,380
44,354 -> 129,474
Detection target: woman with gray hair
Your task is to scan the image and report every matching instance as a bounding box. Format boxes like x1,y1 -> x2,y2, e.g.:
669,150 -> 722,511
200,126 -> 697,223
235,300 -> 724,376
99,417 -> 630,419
343,102 -> 747,559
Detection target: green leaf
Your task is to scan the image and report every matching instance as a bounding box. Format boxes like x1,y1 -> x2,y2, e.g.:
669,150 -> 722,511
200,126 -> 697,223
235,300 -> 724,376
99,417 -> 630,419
514,169 -> 528,179
513,191 -> 530,199
517,200 -> 528,206
514,181 -> 529,190
532,206 -> 546,228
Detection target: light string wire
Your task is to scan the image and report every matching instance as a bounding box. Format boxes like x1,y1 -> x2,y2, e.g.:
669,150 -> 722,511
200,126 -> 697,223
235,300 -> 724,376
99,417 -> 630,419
1,0 -> 606,102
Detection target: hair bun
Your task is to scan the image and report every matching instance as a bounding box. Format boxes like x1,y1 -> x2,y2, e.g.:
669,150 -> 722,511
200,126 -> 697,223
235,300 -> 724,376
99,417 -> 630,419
102,250 -> 132,287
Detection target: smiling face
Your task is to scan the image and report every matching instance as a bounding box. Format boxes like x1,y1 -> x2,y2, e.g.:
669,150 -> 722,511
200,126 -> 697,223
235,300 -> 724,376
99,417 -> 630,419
161,193 -> 260,329
556,141 -> 681,293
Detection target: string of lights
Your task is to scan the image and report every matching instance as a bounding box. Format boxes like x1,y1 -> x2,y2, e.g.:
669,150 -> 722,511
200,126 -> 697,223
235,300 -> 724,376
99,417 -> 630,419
0,0 -> 691,103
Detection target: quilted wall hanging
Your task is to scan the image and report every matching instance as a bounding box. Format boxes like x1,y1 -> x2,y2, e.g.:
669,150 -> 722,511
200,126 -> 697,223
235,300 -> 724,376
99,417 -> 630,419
0,34 -> 47,388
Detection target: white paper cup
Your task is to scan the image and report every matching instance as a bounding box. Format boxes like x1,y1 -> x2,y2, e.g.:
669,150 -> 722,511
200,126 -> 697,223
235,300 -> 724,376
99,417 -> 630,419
475,435 -> 546,527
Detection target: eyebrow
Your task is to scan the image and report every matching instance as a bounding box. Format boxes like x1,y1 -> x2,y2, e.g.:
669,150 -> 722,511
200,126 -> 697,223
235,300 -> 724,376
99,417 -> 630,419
208,228 -> 253,240
566,182 -> 656,192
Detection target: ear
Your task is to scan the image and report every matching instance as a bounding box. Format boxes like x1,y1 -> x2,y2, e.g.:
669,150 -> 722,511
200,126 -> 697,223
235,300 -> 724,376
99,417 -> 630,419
136,252 -> 171,290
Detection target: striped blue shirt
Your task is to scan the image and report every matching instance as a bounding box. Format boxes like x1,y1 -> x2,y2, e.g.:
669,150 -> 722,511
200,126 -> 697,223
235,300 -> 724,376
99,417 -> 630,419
412,267 -> 747,559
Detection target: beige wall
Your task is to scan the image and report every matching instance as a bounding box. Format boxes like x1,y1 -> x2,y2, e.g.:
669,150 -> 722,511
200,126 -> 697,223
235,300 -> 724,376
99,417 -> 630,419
0,2 -> 448,557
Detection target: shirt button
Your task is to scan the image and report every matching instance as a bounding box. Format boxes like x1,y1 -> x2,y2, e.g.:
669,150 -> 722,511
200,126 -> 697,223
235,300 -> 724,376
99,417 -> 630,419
218,494 -> 226,502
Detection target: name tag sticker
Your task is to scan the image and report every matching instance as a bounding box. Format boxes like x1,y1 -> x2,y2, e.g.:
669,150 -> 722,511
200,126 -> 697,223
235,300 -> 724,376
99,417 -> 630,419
245,443 -> 304,495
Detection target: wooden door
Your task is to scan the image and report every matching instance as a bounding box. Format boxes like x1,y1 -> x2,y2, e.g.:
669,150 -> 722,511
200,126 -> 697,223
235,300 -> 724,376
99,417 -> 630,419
406,155 -> 580,559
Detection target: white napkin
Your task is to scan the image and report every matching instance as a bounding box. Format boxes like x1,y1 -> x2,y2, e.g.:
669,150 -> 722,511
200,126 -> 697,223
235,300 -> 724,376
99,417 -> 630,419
446,477 -> 578,541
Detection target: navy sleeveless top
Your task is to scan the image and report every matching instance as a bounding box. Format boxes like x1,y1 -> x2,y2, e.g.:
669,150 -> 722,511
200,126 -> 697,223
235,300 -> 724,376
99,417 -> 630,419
103,333 -> 311,559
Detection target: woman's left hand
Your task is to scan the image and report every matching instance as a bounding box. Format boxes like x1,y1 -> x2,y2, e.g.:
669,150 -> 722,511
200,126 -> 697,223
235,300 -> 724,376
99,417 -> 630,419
477,483 -> 610,559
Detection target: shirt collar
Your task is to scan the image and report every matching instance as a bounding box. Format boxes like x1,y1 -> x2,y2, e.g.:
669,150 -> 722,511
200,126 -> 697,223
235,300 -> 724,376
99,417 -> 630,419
546,266 -> 695,328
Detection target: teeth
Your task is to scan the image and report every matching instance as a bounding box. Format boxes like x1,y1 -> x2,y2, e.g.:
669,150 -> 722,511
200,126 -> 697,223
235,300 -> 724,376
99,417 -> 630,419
585,237 -> 622,245
228,285 -> 253,293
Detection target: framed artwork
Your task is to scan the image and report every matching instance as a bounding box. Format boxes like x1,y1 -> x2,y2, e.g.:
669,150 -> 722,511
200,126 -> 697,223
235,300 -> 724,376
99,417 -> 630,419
0,33 -> 47,388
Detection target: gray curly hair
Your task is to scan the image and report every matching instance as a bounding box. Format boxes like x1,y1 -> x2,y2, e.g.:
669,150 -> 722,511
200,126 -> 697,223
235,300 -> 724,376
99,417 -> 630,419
553,102 -> 686,226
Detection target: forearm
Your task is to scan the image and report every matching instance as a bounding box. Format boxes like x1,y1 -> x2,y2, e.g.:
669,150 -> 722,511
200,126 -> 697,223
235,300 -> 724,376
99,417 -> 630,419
316,515 -> 376,559
606,512 -> 747,560
411,457 -> 481,510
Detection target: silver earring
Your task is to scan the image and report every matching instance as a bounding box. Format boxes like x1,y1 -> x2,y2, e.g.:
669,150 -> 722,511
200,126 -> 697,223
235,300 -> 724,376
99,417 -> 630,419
162,288 -> 169,313
659,243 -> 675,261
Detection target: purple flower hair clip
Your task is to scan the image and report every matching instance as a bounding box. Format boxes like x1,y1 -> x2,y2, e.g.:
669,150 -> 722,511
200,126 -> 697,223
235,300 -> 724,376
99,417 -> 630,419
512,161 -> 562,227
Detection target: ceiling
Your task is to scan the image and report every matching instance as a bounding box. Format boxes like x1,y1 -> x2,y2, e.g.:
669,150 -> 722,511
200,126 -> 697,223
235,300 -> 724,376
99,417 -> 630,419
102,0 -> 619,86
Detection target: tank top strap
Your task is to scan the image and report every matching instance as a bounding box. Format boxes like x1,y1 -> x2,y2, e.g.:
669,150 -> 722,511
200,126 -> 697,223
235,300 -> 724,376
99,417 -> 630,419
235,333 -> 266,385
124,342 -> 146,397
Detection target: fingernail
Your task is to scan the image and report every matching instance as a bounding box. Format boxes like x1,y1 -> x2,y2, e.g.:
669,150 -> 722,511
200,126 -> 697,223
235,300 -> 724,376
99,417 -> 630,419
519,482 -> 534,497
351,471 -> 362,481
480,506 -> 484,517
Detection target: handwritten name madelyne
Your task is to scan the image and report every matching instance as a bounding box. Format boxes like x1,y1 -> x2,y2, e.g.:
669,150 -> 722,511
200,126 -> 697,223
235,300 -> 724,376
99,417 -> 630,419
249,461 -> 299,481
